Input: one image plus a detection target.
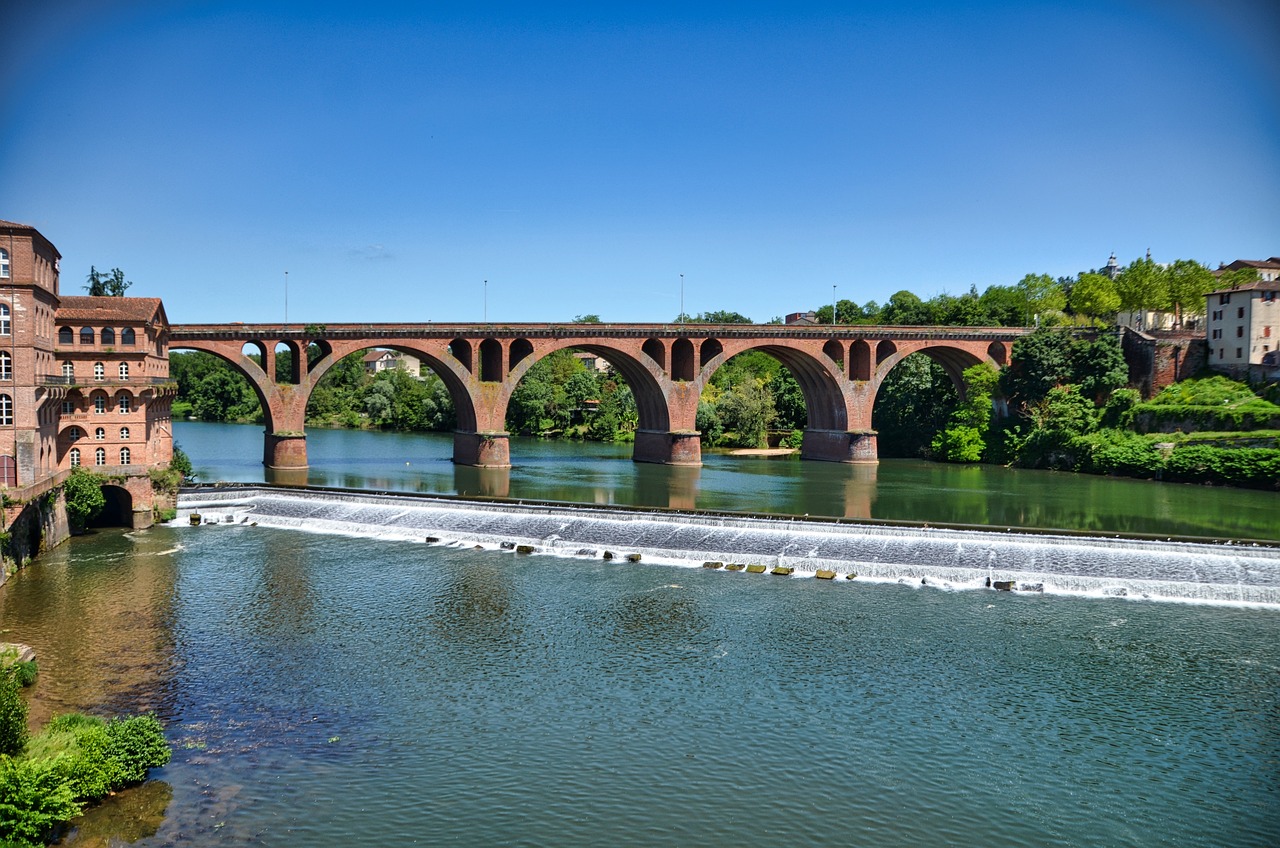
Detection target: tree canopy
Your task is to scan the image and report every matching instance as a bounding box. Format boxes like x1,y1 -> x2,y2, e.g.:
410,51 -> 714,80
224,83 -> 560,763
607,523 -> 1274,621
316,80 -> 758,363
84,267 -> 132,296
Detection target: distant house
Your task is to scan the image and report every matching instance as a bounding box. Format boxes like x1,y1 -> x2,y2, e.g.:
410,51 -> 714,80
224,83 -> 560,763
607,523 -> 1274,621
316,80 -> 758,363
572,351 -> 610,373
784,311 -> 818,326
1204,270 -> 1280,380
363,349 -> 421,378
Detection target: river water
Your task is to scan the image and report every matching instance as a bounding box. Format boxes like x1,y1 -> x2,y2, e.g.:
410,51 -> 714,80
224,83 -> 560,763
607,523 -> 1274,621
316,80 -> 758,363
2,422 -> 1277,846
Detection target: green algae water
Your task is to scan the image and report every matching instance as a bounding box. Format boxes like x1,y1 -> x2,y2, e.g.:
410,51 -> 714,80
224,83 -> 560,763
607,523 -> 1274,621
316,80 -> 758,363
4,522 -> 1278,847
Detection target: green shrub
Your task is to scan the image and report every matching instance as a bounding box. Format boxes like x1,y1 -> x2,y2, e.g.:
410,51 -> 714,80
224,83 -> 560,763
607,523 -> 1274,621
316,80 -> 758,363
0,670 -> 28,757
8,662 -> 37,688
62,468 -> 105,532
932,425 -> 986,463
1165,445 -> 1280,489
29,714 -> 117,800
0,756 -> 83,848
104,714 -> 171,784
1076,429 -> 1164,478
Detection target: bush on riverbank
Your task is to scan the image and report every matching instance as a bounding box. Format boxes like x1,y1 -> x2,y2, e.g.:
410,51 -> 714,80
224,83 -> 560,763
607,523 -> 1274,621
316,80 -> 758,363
0,670 -> 170,848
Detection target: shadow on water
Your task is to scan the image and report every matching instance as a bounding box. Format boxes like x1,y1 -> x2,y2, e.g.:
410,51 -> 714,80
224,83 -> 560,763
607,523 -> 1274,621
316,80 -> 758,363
57,779 -> 173,846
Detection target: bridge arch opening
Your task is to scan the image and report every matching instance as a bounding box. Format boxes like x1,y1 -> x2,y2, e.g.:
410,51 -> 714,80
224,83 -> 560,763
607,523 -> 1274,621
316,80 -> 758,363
90,484 -> 134,529
479,339 -> 503,382
642,338 -> 666,372
303,344 -> 474,434
169,347 -> 272,430
851,340 -> 872,381
449,338 -> 473,374
699,345 -> 846,448
671,339 -> 695,381
510,338 -> 533,371
871,352 -> 961,458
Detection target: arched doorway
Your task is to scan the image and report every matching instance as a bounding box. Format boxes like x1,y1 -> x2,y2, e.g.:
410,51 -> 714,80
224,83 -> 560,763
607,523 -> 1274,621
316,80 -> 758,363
91,484 -> 135,528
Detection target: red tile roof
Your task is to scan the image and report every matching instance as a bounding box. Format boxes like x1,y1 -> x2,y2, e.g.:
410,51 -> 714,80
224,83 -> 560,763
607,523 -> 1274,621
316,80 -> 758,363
56,296 -> 166,323
1207,280 -> 1280,296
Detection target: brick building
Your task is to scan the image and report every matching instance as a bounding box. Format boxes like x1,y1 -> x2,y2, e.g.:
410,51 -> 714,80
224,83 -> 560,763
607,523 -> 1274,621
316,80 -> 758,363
0,219 -> 175,536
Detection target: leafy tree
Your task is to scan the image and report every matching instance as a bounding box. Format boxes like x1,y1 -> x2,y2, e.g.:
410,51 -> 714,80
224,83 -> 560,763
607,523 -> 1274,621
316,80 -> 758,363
871,354 -> 959,457
1068,273 -> 1120,322
714,379 -> 775,448
880,290 -> 934,325
84,266 -> 132,296
62,468 -> 105,532
572,314 -> 602,323
688,310 -> 753,324
1114,256 -> 1169,312
1217,267 -> 1259,289
1070,333 -> 1128,402
932,363 -> 999,463
1015,273 -> 1066,325
190,371 -> 259,421
771,367 -> 807,430
1165,259 -> 1216,325
1001,329 -> 1074,405
978,285 -> 1025,326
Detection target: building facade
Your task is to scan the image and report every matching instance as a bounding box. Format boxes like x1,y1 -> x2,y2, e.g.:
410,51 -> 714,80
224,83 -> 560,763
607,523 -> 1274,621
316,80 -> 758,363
1205,277 -> 1280,379
0,219 -> 175,533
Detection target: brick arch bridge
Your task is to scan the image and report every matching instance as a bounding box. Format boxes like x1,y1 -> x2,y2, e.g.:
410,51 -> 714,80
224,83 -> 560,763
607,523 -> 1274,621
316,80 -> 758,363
167,323 -> 1028,469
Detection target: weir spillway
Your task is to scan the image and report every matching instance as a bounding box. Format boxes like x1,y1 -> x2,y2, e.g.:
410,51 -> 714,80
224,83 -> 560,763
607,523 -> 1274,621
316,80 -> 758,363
175,486 -> 1280,607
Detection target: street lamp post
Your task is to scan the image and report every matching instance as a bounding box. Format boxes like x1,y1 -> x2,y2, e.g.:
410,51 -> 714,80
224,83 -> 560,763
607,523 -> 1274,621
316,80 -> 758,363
680,274 -> 684,324
284,271 -> 289,324
484,279 -> 488,322
832,285 -> 837,326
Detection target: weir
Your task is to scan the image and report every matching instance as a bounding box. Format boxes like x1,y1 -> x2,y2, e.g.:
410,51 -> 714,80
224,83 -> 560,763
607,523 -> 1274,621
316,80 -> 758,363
176,486 -> 1280,606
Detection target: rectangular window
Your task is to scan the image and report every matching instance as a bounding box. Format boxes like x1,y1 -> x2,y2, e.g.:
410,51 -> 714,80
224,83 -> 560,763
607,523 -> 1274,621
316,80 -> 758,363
1220,294 -> 1231,305
1237,326 -> 1245,338
61,400 -> 73,414
1238,307 -> 1246,319
1265,326 -> 1273,338
1236,348 -> 1243,358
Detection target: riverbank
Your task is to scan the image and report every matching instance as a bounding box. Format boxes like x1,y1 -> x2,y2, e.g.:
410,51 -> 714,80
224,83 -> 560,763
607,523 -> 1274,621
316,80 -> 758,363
177,485 -> 1280,606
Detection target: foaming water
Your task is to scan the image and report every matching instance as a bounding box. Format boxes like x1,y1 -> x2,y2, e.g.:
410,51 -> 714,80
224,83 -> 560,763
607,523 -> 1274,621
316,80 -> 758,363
177,486 -> 1280,607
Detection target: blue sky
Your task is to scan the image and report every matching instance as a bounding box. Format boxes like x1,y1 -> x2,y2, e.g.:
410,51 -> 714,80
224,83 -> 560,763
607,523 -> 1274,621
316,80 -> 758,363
3,0 -> 1277,325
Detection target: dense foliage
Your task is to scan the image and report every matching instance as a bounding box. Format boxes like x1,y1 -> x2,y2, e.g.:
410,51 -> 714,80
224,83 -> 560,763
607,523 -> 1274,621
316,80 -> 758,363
61,469 -> 105,533
0,678 -> 170,848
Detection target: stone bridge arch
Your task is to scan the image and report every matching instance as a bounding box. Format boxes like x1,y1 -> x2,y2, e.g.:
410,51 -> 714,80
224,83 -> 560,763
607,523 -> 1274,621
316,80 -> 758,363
167,324 -> 1027,470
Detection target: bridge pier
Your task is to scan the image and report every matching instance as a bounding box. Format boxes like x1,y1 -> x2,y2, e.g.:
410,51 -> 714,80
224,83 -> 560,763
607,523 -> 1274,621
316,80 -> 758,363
453,431 -> 511,468
265,431 -> 308,470
633,429 -> 702,466
800,429 -> 878,463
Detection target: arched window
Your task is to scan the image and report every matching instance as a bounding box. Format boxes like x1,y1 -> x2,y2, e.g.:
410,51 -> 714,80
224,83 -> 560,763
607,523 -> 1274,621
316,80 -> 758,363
94,362 -> 105,380
94,447 -> 106,466
121,328 -> 136,346
61,399 -> 74,414
59,326 -> 74,345
0,394 -> 11,425
120,426 -> 130,439
62,362 -> 74,380
0,248 -> 9,279
80,327 -> 94,345
95,427 -> 105,440
0,351 -> 9,381
0,305 -> 9,336
119,447 -> 131,465
101,327 -> 115,345
118,362 -> 129,379
93,393 -> 106,413
118,394 -> 131,413
69,448 -> 81,467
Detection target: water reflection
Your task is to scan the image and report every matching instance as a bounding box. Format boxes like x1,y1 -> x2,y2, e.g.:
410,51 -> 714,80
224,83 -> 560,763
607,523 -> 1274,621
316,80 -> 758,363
0,529 -> 179,728
633,463 -> 701,510
60,779 -> 173,846
454,465 -> 511,499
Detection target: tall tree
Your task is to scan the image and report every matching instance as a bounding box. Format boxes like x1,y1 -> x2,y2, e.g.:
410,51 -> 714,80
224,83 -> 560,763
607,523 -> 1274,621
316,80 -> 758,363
1015,273 -> 1066,325
1068,273 -> 1121,323
1165,259 -> 1216,325
84,266 -> 132,296
1114,256 -> 1169,313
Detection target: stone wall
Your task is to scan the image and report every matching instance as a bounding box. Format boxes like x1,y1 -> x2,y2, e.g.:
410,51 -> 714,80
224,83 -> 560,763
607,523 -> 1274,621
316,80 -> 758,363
2,487 -> 70,584
1122,328 -> 1206,398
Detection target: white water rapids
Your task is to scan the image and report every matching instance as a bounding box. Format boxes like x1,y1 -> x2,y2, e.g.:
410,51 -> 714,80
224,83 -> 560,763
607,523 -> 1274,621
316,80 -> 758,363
176,486 -> 1280,607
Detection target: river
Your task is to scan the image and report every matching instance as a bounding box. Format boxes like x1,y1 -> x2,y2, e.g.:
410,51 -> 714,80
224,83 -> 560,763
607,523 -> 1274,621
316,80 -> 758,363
174,421 -> 1280,541
1,422 -> 1276,846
